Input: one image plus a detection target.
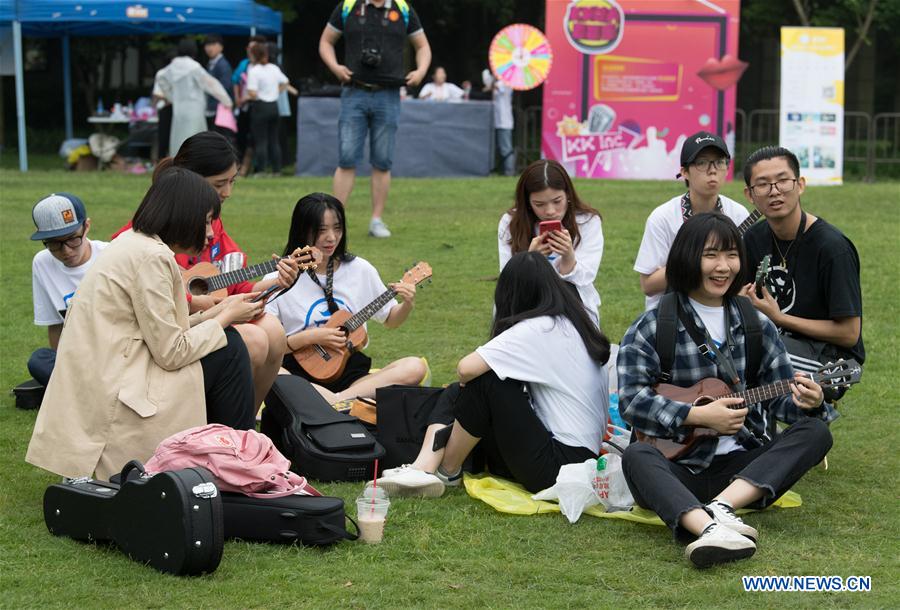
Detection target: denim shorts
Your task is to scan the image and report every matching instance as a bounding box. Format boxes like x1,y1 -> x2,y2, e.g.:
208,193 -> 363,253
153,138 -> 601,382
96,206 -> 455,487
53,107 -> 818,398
337,86 -> 401,171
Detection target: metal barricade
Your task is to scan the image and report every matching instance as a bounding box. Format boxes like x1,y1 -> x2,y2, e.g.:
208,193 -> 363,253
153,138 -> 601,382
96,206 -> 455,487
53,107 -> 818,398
871,113 -> 900,181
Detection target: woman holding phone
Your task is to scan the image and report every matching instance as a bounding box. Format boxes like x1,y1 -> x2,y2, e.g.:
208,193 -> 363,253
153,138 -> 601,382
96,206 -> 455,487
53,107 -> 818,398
374,252 -> 610,497
113,131 -> 300,411
498,160 -> 604,325
27,168 -> 262,479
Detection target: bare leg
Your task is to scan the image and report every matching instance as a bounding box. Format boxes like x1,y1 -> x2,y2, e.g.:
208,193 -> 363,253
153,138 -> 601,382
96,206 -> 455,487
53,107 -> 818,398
333,356 -> 426,402
310,383 -> 341,405
248,314 -> 286,411
370,168 -> 391,220
715,478 -> 765,509
408,423 -> 448,473
680,508 -> 715,536
439,419 -> 480,475
333,167 -> 356,205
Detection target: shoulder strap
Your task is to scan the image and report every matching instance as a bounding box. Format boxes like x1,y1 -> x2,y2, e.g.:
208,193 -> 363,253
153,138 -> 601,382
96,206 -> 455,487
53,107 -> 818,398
655,292 -> 678,383
341,0 -> 357,25
394,0 -> 410,25
734,296 -> 762,388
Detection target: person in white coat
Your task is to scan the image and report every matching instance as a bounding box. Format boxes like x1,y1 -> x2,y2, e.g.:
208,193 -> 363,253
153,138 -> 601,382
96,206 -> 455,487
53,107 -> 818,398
153,38 -> 233,154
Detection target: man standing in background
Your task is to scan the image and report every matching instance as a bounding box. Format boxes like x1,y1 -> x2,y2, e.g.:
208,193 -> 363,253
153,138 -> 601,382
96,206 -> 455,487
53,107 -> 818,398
204,34 -> 235,142
319,0 -> 432,238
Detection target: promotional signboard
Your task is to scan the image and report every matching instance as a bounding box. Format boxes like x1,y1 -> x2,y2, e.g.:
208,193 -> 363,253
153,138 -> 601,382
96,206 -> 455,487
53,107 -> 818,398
542,0 -> 742,180
779,27 -> 844,185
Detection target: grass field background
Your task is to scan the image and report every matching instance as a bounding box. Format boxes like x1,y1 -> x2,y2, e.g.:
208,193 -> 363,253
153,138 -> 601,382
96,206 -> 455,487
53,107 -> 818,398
1,167 -> 898,608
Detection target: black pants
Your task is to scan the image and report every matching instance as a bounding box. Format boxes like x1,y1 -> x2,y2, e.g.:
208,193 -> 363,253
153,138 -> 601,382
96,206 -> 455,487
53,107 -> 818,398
201,327 -> 255,430
281,350 -> 372,395
622,418 -> 832,542
453,371 -> 596,493
250,100 -> 280,173
157,104 -> 173,159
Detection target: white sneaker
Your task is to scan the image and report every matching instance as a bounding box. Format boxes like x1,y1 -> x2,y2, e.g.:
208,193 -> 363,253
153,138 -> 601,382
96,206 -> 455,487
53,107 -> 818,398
707,500 -> 758,542
685,522 -> 756,568
380,464 -> 411,478
368,218 -> 392,238
374,465 -> 444,497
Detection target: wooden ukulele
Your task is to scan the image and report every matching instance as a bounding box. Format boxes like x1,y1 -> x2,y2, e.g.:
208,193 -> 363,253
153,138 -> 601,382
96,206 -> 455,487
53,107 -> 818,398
635,359 -> 861,460
738,209 -> 762,235
292,262 -> 433,383
181,246 -> 321,299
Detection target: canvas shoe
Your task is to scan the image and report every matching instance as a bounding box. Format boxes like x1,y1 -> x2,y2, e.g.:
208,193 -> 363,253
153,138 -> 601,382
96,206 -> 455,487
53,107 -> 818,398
368,218 -> 392,238
685,522 -> 756,568
707,500 -> 758,542
434,465 -> 463,488
374,465 -> 445,498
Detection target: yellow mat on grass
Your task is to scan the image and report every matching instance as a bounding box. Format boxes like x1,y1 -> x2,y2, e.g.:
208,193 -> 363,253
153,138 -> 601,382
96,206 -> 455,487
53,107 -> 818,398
463,473 -> 801,525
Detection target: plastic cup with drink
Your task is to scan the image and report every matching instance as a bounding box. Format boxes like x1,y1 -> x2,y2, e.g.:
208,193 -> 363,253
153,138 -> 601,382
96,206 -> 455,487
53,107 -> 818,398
356,485 -> 390,544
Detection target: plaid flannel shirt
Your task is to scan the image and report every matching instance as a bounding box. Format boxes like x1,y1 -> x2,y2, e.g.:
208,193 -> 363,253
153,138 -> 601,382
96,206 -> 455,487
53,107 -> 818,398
618,294 -> 838,471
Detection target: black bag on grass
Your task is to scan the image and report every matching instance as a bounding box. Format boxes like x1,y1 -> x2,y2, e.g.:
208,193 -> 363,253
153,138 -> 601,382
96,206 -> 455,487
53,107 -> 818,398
374,383 -> 458,469
262,374 -> 385,482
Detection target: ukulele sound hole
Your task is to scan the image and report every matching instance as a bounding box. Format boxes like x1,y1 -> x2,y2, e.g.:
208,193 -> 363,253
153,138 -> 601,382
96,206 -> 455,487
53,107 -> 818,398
187,278 -> 210,296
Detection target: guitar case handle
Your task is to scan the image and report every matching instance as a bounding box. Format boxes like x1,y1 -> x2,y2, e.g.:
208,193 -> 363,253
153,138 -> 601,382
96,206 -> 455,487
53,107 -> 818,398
118,459 -> 148,483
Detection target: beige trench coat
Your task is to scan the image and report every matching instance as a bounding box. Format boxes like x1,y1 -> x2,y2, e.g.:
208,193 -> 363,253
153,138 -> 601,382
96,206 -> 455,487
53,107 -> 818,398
26,230 -> 227,479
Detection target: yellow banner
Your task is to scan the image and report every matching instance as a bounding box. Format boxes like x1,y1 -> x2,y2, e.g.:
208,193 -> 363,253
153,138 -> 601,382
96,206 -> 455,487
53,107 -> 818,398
781,27 -> 844,57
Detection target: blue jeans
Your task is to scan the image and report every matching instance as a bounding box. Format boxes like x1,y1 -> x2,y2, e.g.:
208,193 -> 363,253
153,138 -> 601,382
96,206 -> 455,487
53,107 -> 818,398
338,87 -> 401,171
28,347 -> 56,387
496,128 -> 515,176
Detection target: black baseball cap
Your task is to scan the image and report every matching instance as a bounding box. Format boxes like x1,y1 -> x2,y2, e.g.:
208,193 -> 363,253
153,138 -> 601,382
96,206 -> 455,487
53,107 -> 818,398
679,131 -> 730,175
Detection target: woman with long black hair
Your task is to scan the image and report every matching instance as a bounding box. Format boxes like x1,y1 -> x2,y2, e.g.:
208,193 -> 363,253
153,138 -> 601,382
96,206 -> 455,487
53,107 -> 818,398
375,251 -> 610,497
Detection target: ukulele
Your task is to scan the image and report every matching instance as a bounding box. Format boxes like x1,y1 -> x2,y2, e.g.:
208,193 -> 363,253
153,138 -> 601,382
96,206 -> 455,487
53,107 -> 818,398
754,254 -> 772,298
635,359 -> 861,460
181,246 -> 321,299
292,262 -> 433,383
737,209 -> 762,235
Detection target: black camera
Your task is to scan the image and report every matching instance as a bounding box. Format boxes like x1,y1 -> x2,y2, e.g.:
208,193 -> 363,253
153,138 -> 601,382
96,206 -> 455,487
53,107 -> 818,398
360,47 -> 382,68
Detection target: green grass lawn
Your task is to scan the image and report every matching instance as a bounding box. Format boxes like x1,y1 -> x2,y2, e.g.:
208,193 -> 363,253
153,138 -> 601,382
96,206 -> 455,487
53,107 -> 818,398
1,168 -> 898,608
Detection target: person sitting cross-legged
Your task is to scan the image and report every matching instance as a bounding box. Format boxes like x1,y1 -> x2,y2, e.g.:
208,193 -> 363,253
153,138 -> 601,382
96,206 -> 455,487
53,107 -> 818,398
618,212 -> 835,568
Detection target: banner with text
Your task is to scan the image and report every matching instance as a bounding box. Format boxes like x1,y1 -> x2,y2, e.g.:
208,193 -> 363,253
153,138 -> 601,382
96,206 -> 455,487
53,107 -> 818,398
779,27 -> 844,185
542,0 -> 742,180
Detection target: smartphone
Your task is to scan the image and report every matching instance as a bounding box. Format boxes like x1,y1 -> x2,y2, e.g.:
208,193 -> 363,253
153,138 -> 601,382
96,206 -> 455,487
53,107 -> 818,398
250,285 -> 280,303
538,220 -> 562,238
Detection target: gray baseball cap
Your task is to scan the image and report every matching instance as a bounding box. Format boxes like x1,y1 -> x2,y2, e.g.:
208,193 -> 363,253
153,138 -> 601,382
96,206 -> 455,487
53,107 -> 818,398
31,193 -> 87,241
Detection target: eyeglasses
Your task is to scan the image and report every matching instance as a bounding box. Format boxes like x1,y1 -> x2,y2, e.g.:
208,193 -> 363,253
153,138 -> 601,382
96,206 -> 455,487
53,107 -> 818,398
749,178 -> 798,197
692,158 -> 728,172
43,232 -> 84,252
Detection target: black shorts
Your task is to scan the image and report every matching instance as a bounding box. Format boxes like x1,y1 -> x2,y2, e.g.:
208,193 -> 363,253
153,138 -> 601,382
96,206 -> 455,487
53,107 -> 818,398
281,350 -> 372,394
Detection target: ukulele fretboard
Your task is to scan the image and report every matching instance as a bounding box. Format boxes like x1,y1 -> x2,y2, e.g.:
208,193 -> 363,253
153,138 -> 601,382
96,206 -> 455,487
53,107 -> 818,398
206,259 -> 279,293
722,378 -> 798,405
344,288 -> 398,331
738,209 -> 763,236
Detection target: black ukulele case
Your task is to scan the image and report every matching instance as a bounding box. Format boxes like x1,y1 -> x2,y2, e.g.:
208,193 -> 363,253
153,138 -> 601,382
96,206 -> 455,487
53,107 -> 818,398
222,493 -> 358,545
43,460 -> 224,576
262,374 -> 385,482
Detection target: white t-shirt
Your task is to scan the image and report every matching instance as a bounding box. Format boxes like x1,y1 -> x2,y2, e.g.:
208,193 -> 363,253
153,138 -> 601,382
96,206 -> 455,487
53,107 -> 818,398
493,82 -> 514,129
32,239 -> 108,326
634,194 -> 750,311
418,82 -> 464,102
688,298 -> 744,456
498,211 -> 604,326
247,63 -> 288,103
264,257 -> 397,336
476,316 -> 608,454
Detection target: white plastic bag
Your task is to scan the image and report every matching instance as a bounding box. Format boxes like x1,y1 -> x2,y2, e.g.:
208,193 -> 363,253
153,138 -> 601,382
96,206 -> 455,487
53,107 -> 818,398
591,453 -> 634,512
533,455 -> 635,523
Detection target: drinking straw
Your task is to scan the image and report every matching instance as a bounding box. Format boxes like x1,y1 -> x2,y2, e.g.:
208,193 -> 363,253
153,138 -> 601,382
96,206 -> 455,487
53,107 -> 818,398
370,458 -> 379,512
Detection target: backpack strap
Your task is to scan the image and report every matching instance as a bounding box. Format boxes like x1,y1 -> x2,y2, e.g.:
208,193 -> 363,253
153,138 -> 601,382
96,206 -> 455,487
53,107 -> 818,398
654,292 -> 678,383
734,296 -> 763,388
342,0 -> 410,26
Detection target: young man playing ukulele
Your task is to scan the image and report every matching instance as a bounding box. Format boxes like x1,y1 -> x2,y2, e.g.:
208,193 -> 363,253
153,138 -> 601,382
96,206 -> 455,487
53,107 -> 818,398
618,213 -> 836,568
739,146 -> 864,392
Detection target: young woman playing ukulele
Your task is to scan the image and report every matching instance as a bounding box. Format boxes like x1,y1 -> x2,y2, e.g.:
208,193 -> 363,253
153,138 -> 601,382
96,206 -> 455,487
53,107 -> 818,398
617,212 -> 835,568
265,192 -> 427,404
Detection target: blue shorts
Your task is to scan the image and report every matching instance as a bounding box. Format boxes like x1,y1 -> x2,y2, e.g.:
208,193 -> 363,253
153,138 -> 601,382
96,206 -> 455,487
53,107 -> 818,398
338,87 -> 401,171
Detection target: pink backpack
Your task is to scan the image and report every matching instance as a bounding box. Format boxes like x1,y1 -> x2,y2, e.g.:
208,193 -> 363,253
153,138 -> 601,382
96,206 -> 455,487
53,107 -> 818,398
145,424 -> 320,498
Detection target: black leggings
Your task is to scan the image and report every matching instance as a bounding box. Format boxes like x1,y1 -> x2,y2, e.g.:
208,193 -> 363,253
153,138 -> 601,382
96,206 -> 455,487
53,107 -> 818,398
201,326 -> 255,430
453,371 -> 596,493
250,100 -> 281,173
